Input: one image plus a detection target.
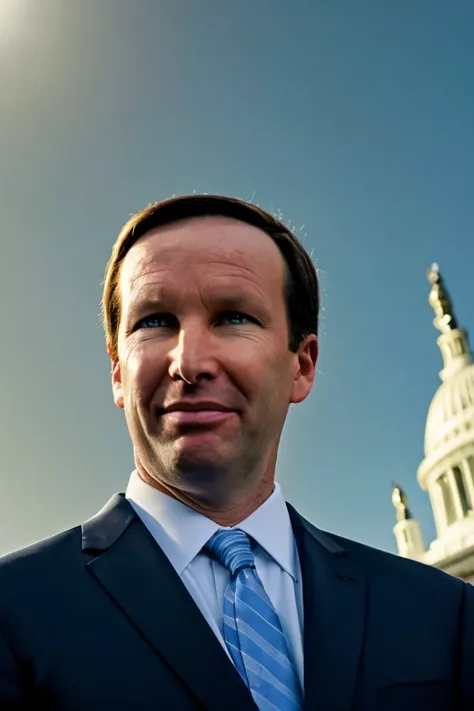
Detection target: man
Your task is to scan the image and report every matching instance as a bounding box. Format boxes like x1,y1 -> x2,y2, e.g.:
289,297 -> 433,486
0,195 -> 473,711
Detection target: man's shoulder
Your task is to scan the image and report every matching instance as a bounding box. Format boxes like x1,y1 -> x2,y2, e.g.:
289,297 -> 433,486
0,524 -> 83,582
331,528 -> 469,592
299,511 -> 468,593
0,493 -> 135,593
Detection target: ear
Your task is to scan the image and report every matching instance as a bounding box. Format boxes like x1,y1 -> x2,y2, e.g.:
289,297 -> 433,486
108,342 -> 124,409
289,335 -> 318,405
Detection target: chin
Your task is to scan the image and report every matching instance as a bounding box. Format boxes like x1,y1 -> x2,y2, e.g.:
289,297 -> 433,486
173,452 -> 226,475
168,444 -> 233,479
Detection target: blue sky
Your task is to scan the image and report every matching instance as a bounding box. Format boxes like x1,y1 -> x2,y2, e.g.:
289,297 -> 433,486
1,0 -> 473,555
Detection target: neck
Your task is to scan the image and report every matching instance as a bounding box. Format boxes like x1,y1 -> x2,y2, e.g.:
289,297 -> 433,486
136,463 -> 275,527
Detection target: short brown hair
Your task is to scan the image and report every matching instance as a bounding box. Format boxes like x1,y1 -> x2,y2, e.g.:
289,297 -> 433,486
102,194 -> 319,359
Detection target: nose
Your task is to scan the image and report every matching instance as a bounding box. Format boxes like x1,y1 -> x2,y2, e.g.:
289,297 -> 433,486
168,325 -> 219,384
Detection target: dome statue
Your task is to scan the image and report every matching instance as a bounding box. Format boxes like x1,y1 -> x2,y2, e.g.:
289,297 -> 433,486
391,484 -> 412,522
427,263 -> 459,334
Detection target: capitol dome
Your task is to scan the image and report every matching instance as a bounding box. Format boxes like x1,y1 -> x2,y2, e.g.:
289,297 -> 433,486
393,264 -> 474,583
424,362 -> 474,457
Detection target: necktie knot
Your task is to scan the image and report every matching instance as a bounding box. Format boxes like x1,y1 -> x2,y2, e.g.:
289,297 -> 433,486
205,529 -> 255,576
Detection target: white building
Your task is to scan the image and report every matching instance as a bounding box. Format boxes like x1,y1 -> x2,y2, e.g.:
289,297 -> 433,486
392,264 -> 474,583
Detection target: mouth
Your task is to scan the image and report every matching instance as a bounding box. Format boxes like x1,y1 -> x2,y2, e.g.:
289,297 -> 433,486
157,401 -> 238,428
160,409 -> 236,426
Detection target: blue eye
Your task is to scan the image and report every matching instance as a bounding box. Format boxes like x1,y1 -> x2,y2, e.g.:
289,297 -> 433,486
220,312 -> 253,325
135,314 -> 174,330
133,311 -> 257,332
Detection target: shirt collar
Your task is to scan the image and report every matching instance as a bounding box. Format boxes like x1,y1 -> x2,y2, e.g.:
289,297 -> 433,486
125,470 -> 298,580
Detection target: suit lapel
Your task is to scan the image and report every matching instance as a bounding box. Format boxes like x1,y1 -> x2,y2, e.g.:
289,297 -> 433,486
288,505 -> 367,711
82,495 -> 257,711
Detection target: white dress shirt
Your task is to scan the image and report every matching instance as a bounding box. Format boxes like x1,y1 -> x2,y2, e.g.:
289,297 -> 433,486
125,470 -> 304,690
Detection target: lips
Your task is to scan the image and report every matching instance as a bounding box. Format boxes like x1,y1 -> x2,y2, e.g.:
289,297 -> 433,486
160,401 -> 233,414
161,409 -> 236,426
159,401 -> 236,426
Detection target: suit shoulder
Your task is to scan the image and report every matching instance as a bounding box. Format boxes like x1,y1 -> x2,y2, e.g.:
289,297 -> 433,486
294,508 -> 465,591
329,529 -> 465,588
0,524 -> 82,577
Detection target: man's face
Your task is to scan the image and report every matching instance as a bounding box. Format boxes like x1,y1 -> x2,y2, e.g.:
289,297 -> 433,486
111,216 -> 317,502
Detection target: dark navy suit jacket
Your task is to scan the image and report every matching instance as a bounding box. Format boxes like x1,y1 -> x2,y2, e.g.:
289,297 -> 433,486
0,493 -> 473,710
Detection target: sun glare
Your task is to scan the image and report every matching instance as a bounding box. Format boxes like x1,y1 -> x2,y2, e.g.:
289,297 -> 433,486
0,1 -> 30,44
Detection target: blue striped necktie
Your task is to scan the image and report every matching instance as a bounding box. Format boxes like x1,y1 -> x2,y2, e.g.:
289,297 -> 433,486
205,529 -> 303,711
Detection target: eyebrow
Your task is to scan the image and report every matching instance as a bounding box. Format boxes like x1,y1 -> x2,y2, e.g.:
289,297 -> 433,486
126,295 -> 166,319
211,294 -> 259,312
126,292 -> 263,318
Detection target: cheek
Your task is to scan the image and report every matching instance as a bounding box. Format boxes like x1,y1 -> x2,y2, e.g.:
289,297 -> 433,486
229,345 -> 292,398
122,344 -> 167,407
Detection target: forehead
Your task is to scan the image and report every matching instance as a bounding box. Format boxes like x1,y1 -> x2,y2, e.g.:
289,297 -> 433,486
118,215 -> 286,299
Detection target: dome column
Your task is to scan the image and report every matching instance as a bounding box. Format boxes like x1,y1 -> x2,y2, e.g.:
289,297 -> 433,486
461,457 -> 474,509
447,467 -> 466,521
428,479 -> 449,536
